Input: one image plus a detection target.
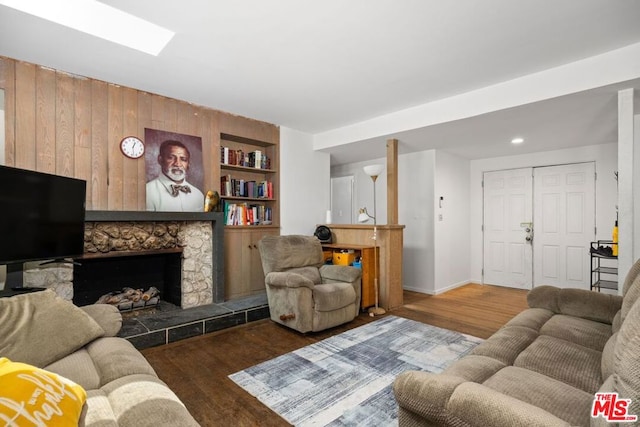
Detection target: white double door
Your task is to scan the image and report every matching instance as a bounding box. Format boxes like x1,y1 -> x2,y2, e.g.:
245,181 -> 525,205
483,162 -> 595,290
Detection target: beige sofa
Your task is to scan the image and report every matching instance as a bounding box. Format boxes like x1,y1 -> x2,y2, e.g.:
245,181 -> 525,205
393,259 -> 640,427
0,289 -> 199,427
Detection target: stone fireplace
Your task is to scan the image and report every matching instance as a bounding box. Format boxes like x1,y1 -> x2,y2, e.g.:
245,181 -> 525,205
23,211 -> 224,309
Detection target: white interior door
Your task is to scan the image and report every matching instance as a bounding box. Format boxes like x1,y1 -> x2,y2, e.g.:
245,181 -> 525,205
533,163 -> 595,289
483,168 -> 533,289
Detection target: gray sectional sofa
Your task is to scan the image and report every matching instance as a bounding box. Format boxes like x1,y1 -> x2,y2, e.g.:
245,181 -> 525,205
393,259 -> 640,427
0,289 -> 199,427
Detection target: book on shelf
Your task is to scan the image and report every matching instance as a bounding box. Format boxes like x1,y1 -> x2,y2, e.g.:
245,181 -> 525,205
223,201 -> 272,226
221,146 -> 271,169
221,146 -> 246,166
220,175 -> 273,199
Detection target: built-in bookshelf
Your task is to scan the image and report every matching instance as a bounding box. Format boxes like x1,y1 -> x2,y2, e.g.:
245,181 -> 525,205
219,130 -> 280,300
219,133 -> 279,228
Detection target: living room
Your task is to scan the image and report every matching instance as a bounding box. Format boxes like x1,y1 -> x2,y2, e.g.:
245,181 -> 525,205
1,2 -> 640,426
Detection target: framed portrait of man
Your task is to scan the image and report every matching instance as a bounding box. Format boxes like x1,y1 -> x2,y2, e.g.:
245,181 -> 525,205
144,128 -> 205,212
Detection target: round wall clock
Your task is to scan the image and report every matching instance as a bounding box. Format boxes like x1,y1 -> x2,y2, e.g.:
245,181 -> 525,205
120,136 -> 145,159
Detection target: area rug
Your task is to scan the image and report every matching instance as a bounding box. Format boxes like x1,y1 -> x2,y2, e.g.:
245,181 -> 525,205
229,315 -> 483,426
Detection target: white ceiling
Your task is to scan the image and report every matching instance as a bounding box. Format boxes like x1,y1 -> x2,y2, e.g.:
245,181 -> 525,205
1,1 -> 640,165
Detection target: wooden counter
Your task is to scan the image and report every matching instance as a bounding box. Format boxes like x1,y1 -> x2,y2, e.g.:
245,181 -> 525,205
322,243 -> 377,310
322,224 -> 405,311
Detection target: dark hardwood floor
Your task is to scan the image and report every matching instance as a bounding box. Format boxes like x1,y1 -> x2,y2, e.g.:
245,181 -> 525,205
141,283 -> 529,426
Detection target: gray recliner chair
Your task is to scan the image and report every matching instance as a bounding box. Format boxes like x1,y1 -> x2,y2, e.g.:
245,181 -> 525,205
257,234 -> 362,333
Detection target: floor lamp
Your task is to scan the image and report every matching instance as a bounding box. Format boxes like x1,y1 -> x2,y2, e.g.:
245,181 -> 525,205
358,164 -> 386,316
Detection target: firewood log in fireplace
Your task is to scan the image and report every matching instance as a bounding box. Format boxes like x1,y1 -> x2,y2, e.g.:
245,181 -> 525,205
96,286 -> 161,311
142,286 -> 159,301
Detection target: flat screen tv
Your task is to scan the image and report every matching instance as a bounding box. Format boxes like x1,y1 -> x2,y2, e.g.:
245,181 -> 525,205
0,166 -> 86,270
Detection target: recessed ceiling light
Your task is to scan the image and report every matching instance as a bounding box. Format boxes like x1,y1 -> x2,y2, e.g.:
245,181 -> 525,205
0,0 -> 174,56
511,137 -> 524,144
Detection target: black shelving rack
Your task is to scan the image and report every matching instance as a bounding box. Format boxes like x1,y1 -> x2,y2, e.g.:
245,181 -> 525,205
590,240 -> 618,291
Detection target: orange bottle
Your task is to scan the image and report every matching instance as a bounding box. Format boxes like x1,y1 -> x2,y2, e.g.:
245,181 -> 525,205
612,220 -> 618,256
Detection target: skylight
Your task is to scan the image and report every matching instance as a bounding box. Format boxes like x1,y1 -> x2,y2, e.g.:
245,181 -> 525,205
0,0 -> 174,56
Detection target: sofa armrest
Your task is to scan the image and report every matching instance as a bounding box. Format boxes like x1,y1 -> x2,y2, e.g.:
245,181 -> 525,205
265,271 -> 315,289
448,382 -> 571,427
319,264 -> 361,283
527,285 -> 622,324
80,304 -> 122,337
394,371 -> 571,427
393,371 -> 467,424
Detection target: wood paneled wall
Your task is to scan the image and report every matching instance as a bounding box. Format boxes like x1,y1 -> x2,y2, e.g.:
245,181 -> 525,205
0,56 -> 279,211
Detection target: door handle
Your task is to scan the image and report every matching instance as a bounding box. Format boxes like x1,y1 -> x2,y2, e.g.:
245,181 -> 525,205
523,225 -> 533,243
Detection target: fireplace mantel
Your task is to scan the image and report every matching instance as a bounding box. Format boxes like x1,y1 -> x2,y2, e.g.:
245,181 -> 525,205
86,210 -> 224,223
84,210 -> 225,304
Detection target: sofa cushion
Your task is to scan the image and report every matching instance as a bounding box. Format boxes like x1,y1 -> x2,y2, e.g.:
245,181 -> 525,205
612,310 -> 622,333
0,357 -> 87,426
101,373 -> 198,427
82,389 -> 119,427
0,290 -> 105,367
443,354 -> 507,383
482,366 -> 592,426
622,274 -> 640,321
447,382 -> 572,427
86,337 -> 157,387
45,348 -> 102,390
319,264 -> 362,284
503,307 -> 554,331
258,235 -> 323,274
539,314 -> 611,351
622,256 -> 640,296
285,266 -> 322,284
514,335 -> 602,393
600,332 -> 618,381
313,282 -> 356,312
80,304 -> 123,337
471,325 -> 539,365
613,293 -> 640,420
527,286 -> 621,324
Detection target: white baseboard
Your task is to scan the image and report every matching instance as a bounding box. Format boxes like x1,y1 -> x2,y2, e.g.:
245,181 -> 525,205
402,285 -> 435,295
403,280 -> 471,296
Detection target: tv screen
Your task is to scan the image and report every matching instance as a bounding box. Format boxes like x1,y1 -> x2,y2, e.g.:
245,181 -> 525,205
0,166 -> 86,265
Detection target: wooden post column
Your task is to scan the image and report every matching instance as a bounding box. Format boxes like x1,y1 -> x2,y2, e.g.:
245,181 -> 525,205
387,138 -> 398,224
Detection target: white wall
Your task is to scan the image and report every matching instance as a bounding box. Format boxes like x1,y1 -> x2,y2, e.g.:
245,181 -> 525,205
635,113 -> 640,261
331,150 -> 442,293
469,143 -> 618,284
331,158 -> 388,225
399,150 -> 435,293
434,151 -> 470,293
618,90 -> 634,287
279,126 -> 331,235
330,143 -> 618,296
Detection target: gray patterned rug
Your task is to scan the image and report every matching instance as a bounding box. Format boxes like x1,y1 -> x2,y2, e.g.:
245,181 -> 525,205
229,315 -> 483,426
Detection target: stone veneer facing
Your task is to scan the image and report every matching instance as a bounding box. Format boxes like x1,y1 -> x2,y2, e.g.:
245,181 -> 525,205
24,221 -> 214,309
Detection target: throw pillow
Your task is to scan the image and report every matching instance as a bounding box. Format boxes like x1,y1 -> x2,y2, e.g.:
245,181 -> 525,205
0,357 -> 87,426
0,290 -> 105,368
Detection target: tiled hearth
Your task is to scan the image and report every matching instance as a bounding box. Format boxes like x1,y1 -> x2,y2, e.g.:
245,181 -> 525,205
120,292 -> 270,350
